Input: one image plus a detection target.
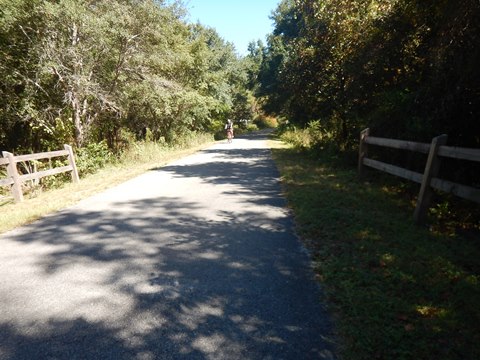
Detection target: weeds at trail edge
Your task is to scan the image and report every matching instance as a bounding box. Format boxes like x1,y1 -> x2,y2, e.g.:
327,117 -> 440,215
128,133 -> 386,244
271,142 -> 480,360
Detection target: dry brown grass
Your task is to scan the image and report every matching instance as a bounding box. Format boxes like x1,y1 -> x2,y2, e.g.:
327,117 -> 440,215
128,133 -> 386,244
0,141 -> 214,234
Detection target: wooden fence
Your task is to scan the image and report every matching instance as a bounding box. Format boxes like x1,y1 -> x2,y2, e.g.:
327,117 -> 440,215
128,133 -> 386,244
358,128 -> 480,224
0,145 -> 79,203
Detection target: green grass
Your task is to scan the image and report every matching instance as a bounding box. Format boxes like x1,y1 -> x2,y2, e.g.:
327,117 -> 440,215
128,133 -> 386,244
0,137 -> 214,234
270,140 -> 480,360
2,133 -> 478,359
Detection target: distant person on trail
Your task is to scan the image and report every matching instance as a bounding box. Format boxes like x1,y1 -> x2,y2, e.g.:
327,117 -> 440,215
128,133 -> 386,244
225,119 -> 234,142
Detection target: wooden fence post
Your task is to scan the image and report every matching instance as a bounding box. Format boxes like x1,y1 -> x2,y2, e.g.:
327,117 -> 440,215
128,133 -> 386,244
358,128 -> 370,176
413,134 -> 448,224
64,144 -> 80,183
2,151 -> 24,203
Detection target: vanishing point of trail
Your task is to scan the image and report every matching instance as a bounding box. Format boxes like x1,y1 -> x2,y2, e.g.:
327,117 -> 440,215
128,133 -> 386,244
0,131 -> 336,359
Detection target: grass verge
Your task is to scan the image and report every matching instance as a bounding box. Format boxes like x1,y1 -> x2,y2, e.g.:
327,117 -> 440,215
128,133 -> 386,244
0,139 -> 214,234
270,140 -> 480,360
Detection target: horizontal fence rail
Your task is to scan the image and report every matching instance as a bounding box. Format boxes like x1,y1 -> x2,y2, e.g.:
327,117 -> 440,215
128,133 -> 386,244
365,136 -> 431,154
358,128 -> 480,224
0,145 -> 79,203
0,177 -> 14,187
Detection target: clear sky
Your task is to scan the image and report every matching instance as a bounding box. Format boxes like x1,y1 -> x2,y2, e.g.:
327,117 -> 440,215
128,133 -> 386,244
185,0 -> 280,56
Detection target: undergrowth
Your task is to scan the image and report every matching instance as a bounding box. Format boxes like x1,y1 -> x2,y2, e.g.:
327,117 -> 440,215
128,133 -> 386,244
0,133 -> 214,233
271,135 -> 480,360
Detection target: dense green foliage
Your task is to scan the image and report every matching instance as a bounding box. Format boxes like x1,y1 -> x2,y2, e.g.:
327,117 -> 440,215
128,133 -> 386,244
0,0 -> 254,153
256,0 -> 480,149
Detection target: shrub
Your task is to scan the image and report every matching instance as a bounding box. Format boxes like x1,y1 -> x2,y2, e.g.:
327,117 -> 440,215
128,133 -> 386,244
279,120 -> 336,152
254,115 -> 278,129
76,141 -> 114,175
170,130 -> 213,149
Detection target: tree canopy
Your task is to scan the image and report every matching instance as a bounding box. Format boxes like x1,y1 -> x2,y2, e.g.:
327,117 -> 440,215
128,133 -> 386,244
2,0 -> 479,153
0,0 -> 254,152
256,0 -> 480,148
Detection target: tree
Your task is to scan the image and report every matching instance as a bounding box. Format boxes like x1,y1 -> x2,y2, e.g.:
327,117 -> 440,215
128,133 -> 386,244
257,0 -> 480,148
0,0 -> 255,152
0,0 -> 50,150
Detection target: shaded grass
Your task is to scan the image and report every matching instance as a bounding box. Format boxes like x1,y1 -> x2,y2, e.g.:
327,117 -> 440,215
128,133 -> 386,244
270,140 -> 480,360
0,139 -> 214,234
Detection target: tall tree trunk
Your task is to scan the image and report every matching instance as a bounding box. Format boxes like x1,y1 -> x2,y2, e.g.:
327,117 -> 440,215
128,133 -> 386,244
72,94 -> 84,147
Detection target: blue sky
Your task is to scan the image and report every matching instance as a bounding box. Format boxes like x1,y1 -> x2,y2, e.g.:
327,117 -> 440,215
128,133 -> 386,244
184,0 -> 280,56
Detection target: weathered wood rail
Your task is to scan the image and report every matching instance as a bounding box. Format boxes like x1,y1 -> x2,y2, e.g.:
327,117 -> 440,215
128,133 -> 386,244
358,128 -> 480,224
0,145 -> 79,203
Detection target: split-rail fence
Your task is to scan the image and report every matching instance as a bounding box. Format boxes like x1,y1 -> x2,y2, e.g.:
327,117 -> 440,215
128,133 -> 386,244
0,145 -> 79,203
358,128 -> 480,224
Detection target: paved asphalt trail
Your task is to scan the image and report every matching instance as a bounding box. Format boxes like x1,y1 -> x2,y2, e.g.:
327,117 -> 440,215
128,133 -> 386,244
0,131 -> 336,359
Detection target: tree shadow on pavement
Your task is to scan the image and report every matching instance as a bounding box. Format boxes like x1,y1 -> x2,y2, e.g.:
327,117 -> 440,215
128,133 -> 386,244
0,132 -> 337,360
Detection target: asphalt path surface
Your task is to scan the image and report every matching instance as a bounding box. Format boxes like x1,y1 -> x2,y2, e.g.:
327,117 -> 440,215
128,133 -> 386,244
0,131 -> 336,359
